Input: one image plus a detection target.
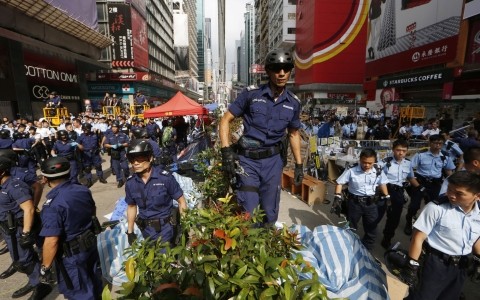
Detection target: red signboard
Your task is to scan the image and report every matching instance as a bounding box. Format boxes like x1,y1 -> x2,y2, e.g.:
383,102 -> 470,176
465,19 -> 480,65
250,64 -> 265,74
365,0 -> 462,77
131,7 -> 149,70
295,0 -> 368,85
96,72 -> 148,81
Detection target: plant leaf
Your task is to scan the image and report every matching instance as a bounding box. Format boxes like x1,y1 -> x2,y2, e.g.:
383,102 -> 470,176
260,286 -> 278,298
233,265 -> 248,279
237,287 -> 250,300
101,285 -> 112,300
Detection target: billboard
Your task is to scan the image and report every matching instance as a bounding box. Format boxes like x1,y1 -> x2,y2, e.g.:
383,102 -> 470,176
465,19 -> 480,65
108,4 -> 134,68
295,0 -> 369,85
174,14 -> 189,47
365,0 -> 463,77
48,0 -> 98,29
23,49 -> 81,102
131,7 -> 149,70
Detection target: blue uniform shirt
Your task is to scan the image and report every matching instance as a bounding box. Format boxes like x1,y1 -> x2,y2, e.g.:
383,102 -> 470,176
0,177 -> 32,221
441,140 -> 463,159
228,84 -> 301,146
53,140 -> 75,158
414,201 -> 480,255
104,132 -> 129,147
410,125 -> 424,136
148,140 -> 162,157
40,181 -> 95,242
342,123 -> 357,138
411,150 -> 456,179
11,166 -> 37,186
336,164 -> 389,196
378,157 -> 414,186
12,138 -> 34,150
125,166 -> 183,219
0,138 -> 13,149
77,133 -> 100,151
146,123 -> 159,137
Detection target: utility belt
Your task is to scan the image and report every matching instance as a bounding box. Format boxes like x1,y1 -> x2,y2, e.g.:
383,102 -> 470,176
424,244 -> 469,268
135,216 -> 172,231
415,173 -> 443,185
237,144 -> 281,160
59,153 -> 74,160
63,230 -> 96,257
110,148 -> 123,160
348,192 -> 377,205
387,183 -> 404,192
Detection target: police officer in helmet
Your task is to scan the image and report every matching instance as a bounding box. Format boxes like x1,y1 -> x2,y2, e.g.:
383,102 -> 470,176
125,139 -> 187,245
219,48 -> 303,224
0,156 -> 52,299
38,157 -> 102,299
76,123 -> 107,188
51,130 -> 78,183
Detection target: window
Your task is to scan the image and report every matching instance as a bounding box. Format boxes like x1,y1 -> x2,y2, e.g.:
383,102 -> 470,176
97,4 -> 107,22
287,28 -> 296,34
288,13 -> 296,20
288,0 -> 297,4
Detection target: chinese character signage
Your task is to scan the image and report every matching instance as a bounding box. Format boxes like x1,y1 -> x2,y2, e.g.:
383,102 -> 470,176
108,4 -> 134,68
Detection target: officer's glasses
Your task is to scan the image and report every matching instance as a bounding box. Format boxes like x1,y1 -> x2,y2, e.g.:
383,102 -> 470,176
127,154 -> 150,163
269,64 -> 293,73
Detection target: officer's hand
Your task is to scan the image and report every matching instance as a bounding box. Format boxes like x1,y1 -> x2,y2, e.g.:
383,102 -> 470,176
220,146 -> 236,177
127,232 -> 137,245
40,265 -> 55,285
70,142 -> 77,147
400,257 -> 420,287
111,144 -> 118,149
380,194 -> 391,206
19,232 -> 35,248
116,143 -> 123,148
294,163 -> 304,186
330,193 -> 343,217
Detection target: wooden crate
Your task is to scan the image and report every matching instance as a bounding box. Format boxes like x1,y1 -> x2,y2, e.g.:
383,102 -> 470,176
301,178 -> 326,206
281,169 -> 301,195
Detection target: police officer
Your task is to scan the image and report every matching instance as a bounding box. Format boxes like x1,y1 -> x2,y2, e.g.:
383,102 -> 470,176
410,119 -> 424,140
0,156 -> 52,299
125,139 -> 187,245
441,131 -> 463,171
332,148 -> 389,250
132,128 -> 162,163
0,128 -> 13,149
377,139 -> 421,249
51,130 -> 78,183
12,130 -> 37,173
104,121 -> 130,188
219,48 -> 303,225
38,157 -> 102,299
402,171 -> 480,300
118,115 -> 131,137
145,118 -> 160,142
76,123 -> 107,188
404,134 -> 456,235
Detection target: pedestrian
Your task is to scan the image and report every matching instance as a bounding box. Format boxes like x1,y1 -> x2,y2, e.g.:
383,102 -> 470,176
38,157 -> 102,299
51,130 -> 78,183
332,148 -> 389,250
0,156 -> 52,299
219,48 -> 303,225
76,123 -> 107,188
404,134 -> 456,235
125,139 -> 187,246
402,171 -> 480,300
104,121 -> 130,188
377,139 -> 421,249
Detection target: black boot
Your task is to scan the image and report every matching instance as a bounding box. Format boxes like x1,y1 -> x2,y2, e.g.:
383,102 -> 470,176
117,180 -> 125,188
28,283 -> 52,300
381,236 -> 392,249
86,179 -> 93,188
99,177 -> 107,184
0,245 -> 8,255
0,262 -> 17,279
12,282 -> 34,298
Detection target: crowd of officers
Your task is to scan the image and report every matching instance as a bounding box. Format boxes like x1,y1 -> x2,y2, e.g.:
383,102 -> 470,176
331,134 -> 480,299
0,114 -> 193,299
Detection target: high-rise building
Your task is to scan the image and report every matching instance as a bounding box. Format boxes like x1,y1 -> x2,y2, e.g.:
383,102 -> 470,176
196,0 -> 205,86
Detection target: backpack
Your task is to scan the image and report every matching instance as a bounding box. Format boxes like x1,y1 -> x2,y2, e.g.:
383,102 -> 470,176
161,126 -> 173,147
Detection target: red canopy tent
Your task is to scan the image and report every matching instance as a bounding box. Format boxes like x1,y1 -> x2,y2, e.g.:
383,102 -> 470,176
143,91 -> 208,118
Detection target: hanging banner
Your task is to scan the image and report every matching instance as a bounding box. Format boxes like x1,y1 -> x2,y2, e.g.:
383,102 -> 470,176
108,3 -> 134,68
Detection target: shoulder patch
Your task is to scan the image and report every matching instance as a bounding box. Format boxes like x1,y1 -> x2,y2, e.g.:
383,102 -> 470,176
126,175 -> 134,181
287,90 -> 300,103
161,170 -> 170,176
246,85 -> 259,91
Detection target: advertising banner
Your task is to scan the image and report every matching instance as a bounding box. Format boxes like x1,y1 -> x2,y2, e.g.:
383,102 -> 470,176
131,7 -> 149,70
365,0 -> 462,77
465,19 -> 480,65
374,87 -> 400,117
108,4 -> 134,68
294,0 -> 369,85
376,69 -> 453,89
23,49 -> 81,102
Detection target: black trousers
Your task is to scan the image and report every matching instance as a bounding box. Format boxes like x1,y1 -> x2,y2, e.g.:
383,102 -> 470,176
405,253 -> 466,300
407,177 -> 442,218
377,187 -> 405,240
347,198 -> 378,251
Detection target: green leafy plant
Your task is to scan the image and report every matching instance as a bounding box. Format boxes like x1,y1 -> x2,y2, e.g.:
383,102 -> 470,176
109,195 -> 330,300
194,147 -> 230,204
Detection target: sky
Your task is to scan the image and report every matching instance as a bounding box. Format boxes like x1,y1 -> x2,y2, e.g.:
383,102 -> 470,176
205,0 -> 251,81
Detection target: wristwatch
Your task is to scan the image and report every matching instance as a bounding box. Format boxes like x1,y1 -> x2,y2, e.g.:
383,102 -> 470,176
409,259 -> 420,267
40,265 -> 51,275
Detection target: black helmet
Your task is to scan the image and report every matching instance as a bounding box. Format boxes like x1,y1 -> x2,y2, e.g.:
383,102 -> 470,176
132,128 -> 148,139
0,149 -> 18,163
40,157 -> 70,178
127,139 -> 153,159
12,131 -> 21,140
265,49 -> 294,68
57,130 -> 69,140
0,129 -> 10,139
384,248 -> 409,279
0,156 -> 12,173
82,123 -> 92,131
111,120 -> 120,128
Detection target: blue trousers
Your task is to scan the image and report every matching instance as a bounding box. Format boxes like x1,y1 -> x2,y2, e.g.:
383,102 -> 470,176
405,253 -> 466,300
347,198 -> 379,250
237,154 -> 283,224
68,159 -> 78,183
2,227 -> 40,286
82,152 -> 103,180
57,247 -> 102,300
112,156 -> 129,182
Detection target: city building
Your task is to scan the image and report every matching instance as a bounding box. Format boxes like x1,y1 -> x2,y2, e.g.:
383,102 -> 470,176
196,0 -> 205,90
0,0 -> 111,119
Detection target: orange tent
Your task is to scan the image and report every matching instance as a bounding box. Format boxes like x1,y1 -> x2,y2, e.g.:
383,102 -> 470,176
143,91 -> 207,118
